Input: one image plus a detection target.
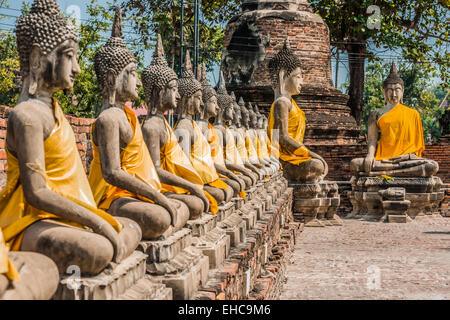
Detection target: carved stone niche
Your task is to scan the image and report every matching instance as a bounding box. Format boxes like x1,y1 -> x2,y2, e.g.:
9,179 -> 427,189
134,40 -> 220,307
221,21 -> 269,86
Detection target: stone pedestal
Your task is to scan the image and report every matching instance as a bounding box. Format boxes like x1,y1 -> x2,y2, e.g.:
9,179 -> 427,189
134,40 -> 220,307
349,176 -> 444,221
138,228 -> 209,300
53,251 -> 172,300
291,181 -> 341,227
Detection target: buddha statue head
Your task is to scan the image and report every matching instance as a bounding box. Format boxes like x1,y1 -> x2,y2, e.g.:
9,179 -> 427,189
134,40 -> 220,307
268,39 -> 303,98
247,102 -> 258,128
216,70 -> 234,123
238,97 -> 249,127
142,34 -> 179,115
94,6 -> 140,107
230,92 -> 241,126
383,62 -> 404,106
16,0 -> 80,96
257,113 -> 265,130
177,51 -> 203,118
200,63 -> 219,120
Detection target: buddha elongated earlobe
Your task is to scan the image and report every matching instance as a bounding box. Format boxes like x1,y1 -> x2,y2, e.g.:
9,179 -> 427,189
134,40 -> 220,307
106,69 -> 117,106
278,70 -> 285,95
29,46 -> 41,96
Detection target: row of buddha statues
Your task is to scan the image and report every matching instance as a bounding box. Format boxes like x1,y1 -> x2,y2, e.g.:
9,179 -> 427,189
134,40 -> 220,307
0,1 -> 441,300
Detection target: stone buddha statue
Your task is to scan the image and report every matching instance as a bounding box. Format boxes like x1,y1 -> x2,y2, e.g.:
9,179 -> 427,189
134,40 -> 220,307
89,7 -> 189,240
0,0 -> 140,284
255,110 -> 279,173
215,72 -> 258,188
247,102 -> 276,175
238,98 -> 270,177
267,40 -> 328,182
229,94 -> 264,180
141,34 -> 209,219
197,64 -> 246,198
350,62 -> 439,177
175,52 -> 234,212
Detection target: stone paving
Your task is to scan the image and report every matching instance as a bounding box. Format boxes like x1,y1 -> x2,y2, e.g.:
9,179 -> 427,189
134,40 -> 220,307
279,218 -> 450,300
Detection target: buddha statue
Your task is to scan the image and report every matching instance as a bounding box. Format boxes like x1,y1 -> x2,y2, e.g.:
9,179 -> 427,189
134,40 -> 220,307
256,111 -> 280,173
0,0 -> 140,282
196,64 -> 246,198
141,34 -> 209,219
247,102 -> 276,175
238,98 -> 270,177
350,62 -> 439,177
175,52 -> 234,212
229,94 -> 264,180
215,72 -> 258,188
89,7 -> 189,240
267,40 -> 328,182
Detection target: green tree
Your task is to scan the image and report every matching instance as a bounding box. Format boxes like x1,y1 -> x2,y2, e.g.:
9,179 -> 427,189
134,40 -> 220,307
121,0 -> 242,73
0,29 -> 19,106
309,0 -> 449,123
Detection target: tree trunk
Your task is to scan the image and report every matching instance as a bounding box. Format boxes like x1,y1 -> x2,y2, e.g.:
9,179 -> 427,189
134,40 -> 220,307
346,42 -> 366,124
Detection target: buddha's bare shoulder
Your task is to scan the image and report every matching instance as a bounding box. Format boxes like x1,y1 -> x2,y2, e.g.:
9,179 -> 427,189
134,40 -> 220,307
9,100 -> 53,128
273,96 -> 291,109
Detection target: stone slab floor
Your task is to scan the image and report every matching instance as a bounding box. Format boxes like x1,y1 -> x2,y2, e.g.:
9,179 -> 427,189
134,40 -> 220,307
279,218 -> 450,300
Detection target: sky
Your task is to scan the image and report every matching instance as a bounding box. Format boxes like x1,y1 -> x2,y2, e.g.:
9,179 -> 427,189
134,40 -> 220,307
0,0 -> 445,92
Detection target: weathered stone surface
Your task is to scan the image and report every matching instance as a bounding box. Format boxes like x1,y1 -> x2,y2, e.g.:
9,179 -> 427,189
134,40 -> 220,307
54,251 -> 149,300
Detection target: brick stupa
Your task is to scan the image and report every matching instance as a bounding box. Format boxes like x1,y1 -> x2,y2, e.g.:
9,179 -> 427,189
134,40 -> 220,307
221,0 -> 359,145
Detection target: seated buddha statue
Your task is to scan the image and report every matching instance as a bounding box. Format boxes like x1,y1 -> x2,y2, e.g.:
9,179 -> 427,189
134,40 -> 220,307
175,52 -> 234,211
0,1 -> 140,278
238,98 -> 270,177
247,103 -> 277,175
141,35 -> 209,219
89,7 -> 189,240
215,72 -> 258,188
350,62 -> 439,177
197,64 -> 246,198
267,40 -> 328,182
229,94 -> 265,180
255,110 -> 280,173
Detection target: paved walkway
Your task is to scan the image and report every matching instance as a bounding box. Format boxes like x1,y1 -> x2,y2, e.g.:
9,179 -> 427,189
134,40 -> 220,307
280,218 -> 450,300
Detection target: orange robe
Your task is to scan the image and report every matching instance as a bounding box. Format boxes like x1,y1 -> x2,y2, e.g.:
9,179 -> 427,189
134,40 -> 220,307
0,99 -> 121,251
375,104 -> 425,161
158,117 -> 220,214
224,126 -> 244,166
1,227 -> 19,281
257,130 -> 271,161
236,128 -> 250,163
89,105 -> 162,210
268,98 -> 311,165
245,129 -> 260,165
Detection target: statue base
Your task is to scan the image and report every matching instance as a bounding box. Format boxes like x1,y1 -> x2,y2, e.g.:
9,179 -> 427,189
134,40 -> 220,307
349,176 -> 444,221
291,181 -> 342,227
138,228 -> 209,300
53,251 -> 172,300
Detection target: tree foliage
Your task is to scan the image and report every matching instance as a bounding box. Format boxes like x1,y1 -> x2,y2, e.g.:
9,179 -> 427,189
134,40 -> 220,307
309,0 -> 449,123
121,0 -> 242,73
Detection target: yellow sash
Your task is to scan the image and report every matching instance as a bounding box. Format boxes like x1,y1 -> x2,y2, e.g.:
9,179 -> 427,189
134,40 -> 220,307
224,127 -> 244,166
160,117 -> 204,193
375,104 -> 425,161
207,123 -> 226,167
236,128 -> 249,162
245,129 -> 260,164
268,98 -> 311,165
89,106 -> 162,210
0,99 -> 121,251
257,130 -> 271,160
0,227 -> 19,281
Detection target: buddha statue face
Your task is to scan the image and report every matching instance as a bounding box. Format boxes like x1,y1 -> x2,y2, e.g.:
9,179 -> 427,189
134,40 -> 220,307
224,102 -> 234,122
33,39 -> 81,92
186,90 -> 203,116
233,106 -> 242,126
282,67 -> 303,96
109,62 -> 141,102
257,116 -> 264,129
205,95 -> 219,119
383,83 -> 403,106
241,109 -> 249,127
